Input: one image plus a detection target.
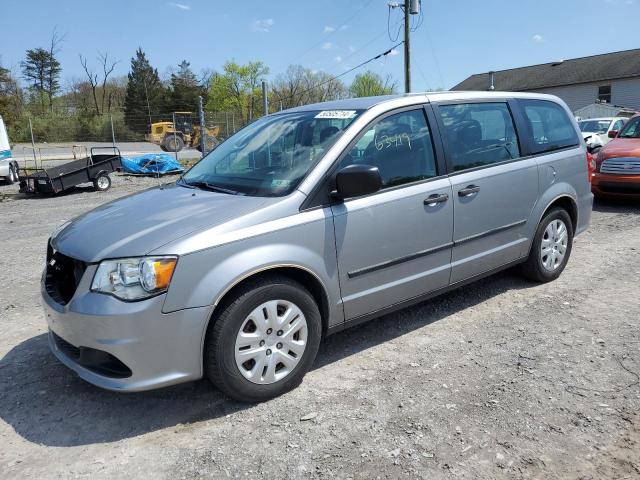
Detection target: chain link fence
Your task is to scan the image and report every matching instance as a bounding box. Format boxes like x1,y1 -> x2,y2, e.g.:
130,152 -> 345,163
9,105 -> 251,169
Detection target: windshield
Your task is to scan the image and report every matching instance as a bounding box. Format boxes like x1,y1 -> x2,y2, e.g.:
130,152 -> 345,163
578,120 -> 611,134
618,116 -> 640,139
181,109 -> 362,196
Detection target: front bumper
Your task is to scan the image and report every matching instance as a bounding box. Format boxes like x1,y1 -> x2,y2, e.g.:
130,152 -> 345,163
592,172 -> 640,199
43,267 -> 210,392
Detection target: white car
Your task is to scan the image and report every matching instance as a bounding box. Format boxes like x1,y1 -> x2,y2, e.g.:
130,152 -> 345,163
578,117 -> 627,151
0,115 -> 19,184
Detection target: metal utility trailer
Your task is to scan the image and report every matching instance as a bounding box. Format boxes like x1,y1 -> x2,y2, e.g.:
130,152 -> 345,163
19,147 -> 122,195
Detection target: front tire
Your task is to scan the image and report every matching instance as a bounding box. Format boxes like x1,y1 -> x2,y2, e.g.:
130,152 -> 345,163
520,207 -> 573,282
5,164 -> 16,185
204,276 -> 322,402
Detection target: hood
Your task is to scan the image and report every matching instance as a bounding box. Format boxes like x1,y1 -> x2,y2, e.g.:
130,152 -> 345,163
601,137 -> 640,159
52,183 -> 272,262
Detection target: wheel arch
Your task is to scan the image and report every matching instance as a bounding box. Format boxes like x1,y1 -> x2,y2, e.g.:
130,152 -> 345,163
539,194 -> 578,233
204,264 -> 331,342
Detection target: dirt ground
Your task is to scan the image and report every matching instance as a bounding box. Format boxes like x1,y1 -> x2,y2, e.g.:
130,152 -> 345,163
0,176 -> 639,479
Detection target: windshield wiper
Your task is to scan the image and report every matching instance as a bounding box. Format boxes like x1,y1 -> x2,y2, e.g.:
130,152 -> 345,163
180,179 -> 243,195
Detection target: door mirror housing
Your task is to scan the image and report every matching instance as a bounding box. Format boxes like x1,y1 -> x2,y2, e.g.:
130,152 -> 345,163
332,164 -> 382,200
608,130 -> 618,138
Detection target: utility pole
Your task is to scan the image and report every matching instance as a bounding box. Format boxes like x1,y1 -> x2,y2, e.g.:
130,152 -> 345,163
261,80 -> 268,116
390,0 -> 420,93
404,0 -> 411,93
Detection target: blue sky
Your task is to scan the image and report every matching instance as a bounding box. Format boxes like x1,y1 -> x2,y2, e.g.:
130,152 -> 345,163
1,0 -> 638,91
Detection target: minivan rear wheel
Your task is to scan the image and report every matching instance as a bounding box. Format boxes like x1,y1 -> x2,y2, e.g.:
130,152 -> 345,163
204,276 -> 321,402
520,207 -> 573,282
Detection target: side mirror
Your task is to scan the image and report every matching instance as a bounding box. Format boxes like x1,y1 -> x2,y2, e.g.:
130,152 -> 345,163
332,164 -> 382,200
608,130 -> 618,138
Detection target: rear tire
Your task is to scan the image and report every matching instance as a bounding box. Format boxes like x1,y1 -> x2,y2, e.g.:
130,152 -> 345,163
520,207 -> 573,283
93,173 -> 112,192
204,276 -> 322,402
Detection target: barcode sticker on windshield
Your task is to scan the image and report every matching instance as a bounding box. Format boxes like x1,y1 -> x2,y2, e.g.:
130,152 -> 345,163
315,110 -> 356,119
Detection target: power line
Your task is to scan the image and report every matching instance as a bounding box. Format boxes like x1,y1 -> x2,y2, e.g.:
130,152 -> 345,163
273,41 -> 404,106
285,0 -> 376,66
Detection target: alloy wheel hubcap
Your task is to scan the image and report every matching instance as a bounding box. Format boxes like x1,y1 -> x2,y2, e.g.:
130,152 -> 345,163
97,177 -> 109,189
540,219 -> 568,271
234,299 -> 308,385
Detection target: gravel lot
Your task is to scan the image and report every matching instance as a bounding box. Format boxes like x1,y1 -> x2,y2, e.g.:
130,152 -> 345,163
0,176 -> 639,479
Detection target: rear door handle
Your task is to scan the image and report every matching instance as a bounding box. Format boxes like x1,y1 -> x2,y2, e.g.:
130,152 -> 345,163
458,185 -> 480,197
424,193 -> 449,206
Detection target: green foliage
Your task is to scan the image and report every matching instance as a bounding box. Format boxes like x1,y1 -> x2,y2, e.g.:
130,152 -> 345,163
206,60 -> 269,122
169,60 -> 202,112
349,71 -> 397,98
123,48 -> 167,134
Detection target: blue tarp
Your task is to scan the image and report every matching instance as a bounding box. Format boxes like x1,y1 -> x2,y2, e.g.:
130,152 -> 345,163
121,154 -> 184,175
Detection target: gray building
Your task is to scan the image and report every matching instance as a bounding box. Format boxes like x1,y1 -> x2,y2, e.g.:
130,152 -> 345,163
451,48 -> 640,112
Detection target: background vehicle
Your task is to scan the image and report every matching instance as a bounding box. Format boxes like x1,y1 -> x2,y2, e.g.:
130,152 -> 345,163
43,92 -> 592,402
146,112 -> 220,152
19,147 -> 122,194
0,115 -> 19,185
578,117 -> 627,152
592,113 -> 640,198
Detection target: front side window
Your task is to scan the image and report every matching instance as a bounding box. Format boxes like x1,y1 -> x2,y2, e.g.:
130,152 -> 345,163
520,99 -> 580,154
618,116 -> 640,139
437,102 -> 521,171
338,109 -> 437,188
181,110 -> 361,196
598,85 -> 612,103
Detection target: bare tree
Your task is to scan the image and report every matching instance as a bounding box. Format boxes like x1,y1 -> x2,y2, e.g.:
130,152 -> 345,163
79,52 -> 118,115
99,52 -> 118,113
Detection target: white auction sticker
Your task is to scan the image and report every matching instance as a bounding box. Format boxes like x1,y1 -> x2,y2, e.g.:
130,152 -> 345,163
315,110 -> 356,119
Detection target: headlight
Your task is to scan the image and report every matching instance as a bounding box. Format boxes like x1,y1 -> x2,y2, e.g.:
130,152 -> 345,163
91,256 -> 177,300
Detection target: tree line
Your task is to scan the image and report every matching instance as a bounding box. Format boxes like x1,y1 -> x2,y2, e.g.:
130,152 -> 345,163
0,33 -> 398,143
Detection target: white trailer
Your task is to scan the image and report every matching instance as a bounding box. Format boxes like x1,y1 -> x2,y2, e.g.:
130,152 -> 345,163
0,115 -> 19,184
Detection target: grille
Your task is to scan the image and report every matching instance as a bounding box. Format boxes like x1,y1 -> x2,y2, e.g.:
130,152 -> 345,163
600,157 -> 640,175
598,182 -> 640,194
45,241 -> 86,305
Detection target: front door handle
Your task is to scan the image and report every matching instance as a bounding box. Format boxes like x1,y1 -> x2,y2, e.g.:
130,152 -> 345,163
424,193 -> 449,206
458,185 -> 480,197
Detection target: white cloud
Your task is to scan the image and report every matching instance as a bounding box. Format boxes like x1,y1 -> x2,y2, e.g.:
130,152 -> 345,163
252,18 -> 274,32
532,34 -> 543,42
388,49 -> 399,56
168,2 -> 190,10
322,42 -> 334,50
334,56 -> 343,63
323,25 -> 335,33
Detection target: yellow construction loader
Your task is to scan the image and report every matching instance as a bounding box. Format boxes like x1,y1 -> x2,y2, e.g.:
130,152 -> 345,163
146,112 -> 220,152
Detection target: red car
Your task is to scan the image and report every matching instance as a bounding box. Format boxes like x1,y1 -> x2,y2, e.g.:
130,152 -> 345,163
592,113 -> 640,199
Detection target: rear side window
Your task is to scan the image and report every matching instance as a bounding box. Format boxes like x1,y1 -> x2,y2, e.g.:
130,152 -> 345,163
437,102 -> 521,172
520,99 -> 579,154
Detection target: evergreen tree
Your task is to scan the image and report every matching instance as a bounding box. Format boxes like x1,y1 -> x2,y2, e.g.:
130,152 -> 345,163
123,48 -> 166,134
169,60 -> 202,112
21,47 -> 61,113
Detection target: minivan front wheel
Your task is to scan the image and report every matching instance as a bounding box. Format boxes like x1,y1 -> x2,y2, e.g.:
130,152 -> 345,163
520,207 -> 573,282
204,276 -> 321,402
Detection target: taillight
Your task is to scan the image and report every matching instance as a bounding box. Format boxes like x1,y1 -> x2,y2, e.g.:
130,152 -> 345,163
586,151 -> 595,182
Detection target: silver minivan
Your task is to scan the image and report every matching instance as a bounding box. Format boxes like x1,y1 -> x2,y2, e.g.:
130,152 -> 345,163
43,92 -> 592,401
